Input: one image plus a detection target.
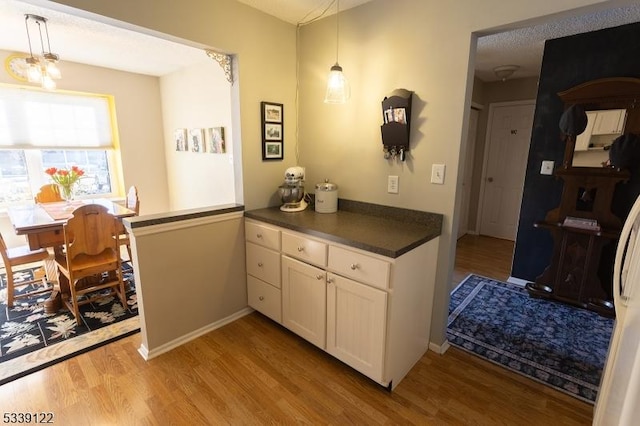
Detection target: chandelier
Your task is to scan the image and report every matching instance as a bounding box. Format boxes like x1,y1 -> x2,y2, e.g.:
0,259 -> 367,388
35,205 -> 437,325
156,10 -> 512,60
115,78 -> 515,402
24,14 -> 61,90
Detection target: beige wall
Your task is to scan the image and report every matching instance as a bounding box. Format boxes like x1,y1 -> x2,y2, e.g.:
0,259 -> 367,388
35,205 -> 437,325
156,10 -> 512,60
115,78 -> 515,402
47,0 -> 617,348
160,59 -> 236,210
130,212 -> 247,355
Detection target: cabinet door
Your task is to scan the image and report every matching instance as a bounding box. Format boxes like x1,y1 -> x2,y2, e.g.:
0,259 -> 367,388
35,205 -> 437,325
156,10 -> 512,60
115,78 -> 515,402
326,273 -> 387,383
593,109 -> 626,135
282,255 -> 326,349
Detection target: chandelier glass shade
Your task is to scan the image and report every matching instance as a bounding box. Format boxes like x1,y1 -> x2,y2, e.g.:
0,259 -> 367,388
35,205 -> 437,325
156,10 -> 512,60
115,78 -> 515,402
24,14 -> 61,90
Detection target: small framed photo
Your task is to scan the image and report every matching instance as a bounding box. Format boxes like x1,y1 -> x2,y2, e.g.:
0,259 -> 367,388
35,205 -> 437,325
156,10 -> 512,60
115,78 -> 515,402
206,127 -> 226,153
264,123 -> 282,141
190,128 -> 204,153
263,141 -> 283,160
262,101 -> 283,123
174,128 -> 188,151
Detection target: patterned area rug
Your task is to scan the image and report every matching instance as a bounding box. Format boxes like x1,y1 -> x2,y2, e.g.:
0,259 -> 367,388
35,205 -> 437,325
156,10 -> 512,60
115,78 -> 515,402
447,274 -> 614,404
0,263 -> 139,385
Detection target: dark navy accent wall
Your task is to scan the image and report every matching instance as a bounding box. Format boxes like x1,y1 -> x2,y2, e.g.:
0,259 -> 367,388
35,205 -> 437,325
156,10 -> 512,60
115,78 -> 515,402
512,22 -> 640,281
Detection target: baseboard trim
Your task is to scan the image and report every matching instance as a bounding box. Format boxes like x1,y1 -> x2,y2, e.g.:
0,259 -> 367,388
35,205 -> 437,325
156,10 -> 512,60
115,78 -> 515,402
429,340 -> 450,354
138,307 -> 254,360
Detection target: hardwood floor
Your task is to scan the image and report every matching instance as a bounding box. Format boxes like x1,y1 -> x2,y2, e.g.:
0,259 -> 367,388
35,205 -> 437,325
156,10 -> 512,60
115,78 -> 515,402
0,235 -> 593,425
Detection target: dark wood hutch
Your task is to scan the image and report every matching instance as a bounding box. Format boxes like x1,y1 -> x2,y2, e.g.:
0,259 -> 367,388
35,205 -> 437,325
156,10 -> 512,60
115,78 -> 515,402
526,77 -> 640,317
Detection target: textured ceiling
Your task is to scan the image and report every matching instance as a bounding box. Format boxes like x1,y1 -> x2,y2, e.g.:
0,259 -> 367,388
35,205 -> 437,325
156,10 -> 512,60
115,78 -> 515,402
0,1 -> 639,81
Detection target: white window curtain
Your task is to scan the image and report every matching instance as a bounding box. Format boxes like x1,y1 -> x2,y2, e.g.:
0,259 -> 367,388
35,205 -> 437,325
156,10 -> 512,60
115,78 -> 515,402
0,86 -> 113,149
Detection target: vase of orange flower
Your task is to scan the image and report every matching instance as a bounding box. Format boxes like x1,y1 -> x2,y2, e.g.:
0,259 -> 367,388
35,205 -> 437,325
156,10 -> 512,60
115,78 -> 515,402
45,166 -> 85,203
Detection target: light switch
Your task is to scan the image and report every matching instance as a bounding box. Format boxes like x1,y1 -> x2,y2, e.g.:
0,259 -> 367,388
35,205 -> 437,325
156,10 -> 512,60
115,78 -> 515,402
540,160 -> 555,175
431,164 -> 445,184
388,175 -> 399,193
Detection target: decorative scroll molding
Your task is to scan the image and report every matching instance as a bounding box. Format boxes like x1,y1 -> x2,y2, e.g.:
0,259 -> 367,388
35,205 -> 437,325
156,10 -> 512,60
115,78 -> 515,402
205,49 -> 233,84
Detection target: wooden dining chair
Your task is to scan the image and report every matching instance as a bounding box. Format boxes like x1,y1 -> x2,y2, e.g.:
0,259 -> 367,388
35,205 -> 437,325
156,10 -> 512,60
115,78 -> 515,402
0,232 -> 51,308
34,184 -> 63,203
54,204 -> 127,324
118,186 -> 139,261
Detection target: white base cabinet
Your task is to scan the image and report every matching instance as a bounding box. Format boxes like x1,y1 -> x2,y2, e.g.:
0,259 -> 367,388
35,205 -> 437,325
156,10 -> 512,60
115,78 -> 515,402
282,255 -> 326,349
326,272 -> 387,382
245,218 -> 439,390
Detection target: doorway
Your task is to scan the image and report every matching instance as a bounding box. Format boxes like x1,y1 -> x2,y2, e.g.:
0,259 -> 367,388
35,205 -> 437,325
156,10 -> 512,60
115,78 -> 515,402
478,101 -> 535,241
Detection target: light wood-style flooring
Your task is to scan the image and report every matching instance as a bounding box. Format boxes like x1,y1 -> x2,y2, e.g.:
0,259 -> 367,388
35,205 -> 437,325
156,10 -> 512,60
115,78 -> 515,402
0,234 -> 593,425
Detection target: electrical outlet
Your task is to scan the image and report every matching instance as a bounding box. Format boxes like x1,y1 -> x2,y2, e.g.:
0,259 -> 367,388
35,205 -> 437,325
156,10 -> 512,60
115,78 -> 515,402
388,175 -> 399,194
431,164 -> 445,184
540,160 -> 554,175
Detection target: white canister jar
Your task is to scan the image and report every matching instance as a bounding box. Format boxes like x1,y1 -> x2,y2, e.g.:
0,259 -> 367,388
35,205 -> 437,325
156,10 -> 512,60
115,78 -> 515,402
315,179 -> 338,213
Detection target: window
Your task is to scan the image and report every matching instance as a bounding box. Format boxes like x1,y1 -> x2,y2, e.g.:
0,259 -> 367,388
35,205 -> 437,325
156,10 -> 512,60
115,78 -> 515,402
0,85 -> 120,206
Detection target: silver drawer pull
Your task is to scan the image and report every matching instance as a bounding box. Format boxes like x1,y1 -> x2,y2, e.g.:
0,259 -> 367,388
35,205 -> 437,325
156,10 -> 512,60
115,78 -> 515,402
257,262 -> 263,267
350,263 -> 359,270
257,233 -> 263,238
297,246 -> 305,252
316,274 -> 324,280
259,296 -> 264,301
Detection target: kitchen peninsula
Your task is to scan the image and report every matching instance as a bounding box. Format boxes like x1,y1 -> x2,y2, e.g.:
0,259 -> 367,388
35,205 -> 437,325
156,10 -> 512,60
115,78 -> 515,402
244,200 -> 443,390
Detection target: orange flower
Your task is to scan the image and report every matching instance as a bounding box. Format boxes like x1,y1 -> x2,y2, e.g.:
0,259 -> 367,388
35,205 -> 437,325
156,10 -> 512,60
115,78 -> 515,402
44,166 -> 85,188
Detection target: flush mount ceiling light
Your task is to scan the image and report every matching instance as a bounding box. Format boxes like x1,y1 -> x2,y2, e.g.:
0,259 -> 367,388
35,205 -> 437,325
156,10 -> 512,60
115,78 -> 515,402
493,65 -> 520,82
24,14 -> 61,90
324,0 -> 350,104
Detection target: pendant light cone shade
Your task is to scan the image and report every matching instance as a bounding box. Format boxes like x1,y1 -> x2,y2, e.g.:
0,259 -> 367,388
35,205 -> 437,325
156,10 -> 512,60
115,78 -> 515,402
325,63 -> 350,104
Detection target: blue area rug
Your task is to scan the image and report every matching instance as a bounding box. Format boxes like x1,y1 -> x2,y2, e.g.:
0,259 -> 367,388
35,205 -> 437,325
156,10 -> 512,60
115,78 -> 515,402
447,274 -> 614,403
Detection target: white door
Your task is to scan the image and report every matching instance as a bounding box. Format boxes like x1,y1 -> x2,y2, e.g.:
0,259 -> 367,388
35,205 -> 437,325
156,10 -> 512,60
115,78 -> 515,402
326,272 -> 387,383
281,255 -> 326,349
458,107 -> 479,239
479,101 -> 535,240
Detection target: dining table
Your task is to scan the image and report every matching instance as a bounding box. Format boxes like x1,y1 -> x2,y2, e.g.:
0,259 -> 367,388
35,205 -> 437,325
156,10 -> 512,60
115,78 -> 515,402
7,198 -> 136,313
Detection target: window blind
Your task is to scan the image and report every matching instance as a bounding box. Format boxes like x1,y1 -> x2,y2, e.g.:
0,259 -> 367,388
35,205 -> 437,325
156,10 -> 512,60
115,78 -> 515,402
0,86 -> 113,149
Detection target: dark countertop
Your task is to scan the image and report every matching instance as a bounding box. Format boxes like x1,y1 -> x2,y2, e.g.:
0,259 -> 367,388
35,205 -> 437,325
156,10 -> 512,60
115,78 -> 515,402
125,204 -> 244,229
244,199 -> 443,258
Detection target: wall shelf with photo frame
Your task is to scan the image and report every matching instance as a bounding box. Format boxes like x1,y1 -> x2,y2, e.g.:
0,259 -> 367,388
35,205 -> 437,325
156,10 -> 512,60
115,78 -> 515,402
261,101 -> 283,160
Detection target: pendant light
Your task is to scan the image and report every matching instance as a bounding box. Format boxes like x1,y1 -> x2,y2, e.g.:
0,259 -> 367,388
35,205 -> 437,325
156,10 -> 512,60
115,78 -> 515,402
324,0 -> 350,103
24,14 -> 62,90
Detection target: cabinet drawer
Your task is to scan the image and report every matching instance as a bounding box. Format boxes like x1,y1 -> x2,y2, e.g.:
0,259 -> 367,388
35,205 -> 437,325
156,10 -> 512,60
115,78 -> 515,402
247,275 -> 282,323
245,220 -> 280,251
282,232 -> 327,268
246,242 -> 280,287
328,246 -> 390,290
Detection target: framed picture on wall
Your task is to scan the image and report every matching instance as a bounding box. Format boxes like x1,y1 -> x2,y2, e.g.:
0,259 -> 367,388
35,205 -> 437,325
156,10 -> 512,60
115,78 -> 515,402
261,101 -> 284,160
264,123 -> 282,141
262,101 -> 282,123
264,141 -> 283,160
174,128 -> 188,151
206,127 -> 226,153
190,128 -> 204,153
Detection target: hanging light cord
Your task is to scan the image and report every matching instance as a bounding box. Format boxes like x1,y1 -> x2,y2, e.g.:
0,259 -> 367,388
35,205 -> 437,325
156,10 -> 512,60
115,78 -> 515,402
36,20 -> 45,56
294,0 -> 337,164
24,15 -> 34,57
335,0 -> 340,64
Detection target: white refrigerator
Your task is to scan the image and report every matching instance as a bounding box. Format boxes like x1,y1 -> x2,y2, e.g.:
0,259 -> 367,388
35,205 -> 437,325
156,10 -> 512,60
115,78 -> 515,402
593,195 -> 640,425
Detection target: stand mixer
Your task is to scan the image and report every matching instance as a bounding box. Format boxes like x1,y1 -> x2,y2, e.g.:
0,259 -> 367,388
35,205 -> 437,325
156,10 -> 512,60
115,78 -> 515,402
278,166 -> 308,212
